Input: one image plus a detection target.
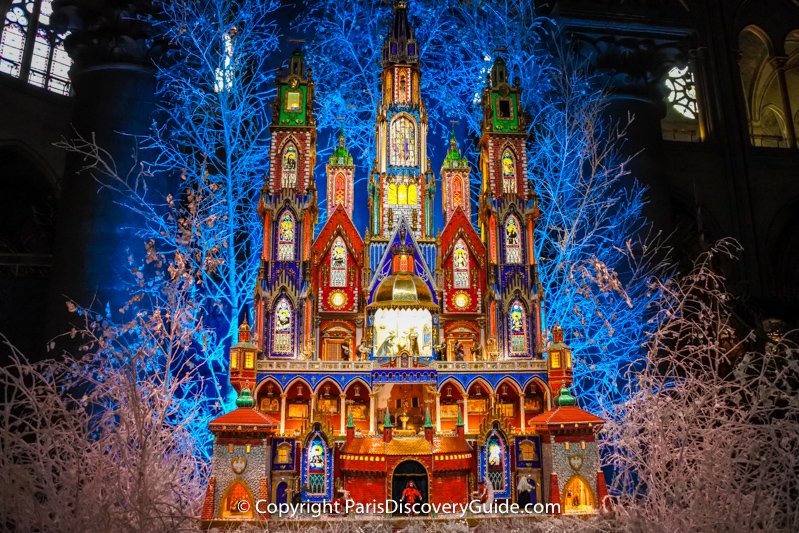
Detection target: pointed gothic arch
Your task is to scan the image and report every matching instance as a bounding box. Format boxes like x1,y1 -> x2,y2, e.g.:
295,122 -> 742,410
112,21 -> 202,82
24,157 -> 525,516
334,172 -> 346,206
219,480 -> 256,519
453,239 -> 469,289
301,424 -> 333,502
390,114 -> 416,166
504,214 -> 522,264
281,140 -> 299,188
329,235 -> 348,287
480,422 -> 511,498
500,146 -> 516,194
272,295 -> 294,354
508,298 -> 528,355
452,175 -> 464,210
277,210 -> 296,261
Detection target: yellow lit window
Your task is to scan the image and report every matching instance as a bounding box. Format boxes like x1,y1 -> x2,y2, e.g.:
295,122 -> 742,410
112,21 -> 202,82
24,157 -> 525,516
550,351 -> 561,369
244,351 -> 254,369
285,90 -> 301,112
276,442 -> 291,464
230,353 -> 238,370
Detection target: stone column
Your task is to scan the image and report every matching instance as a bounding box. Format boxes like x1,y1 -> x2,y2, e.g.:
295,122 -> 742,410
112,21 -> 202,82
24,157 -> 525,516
369,392 -> 377,434
279,393 -> 287,435
339,394 -> 346,435
519,395 -> 526,433
771,57 -> 797,149
47,1 -> 162,340
310,393 -> 316,422
435,392 -> 442,433
462,398 -> 469,434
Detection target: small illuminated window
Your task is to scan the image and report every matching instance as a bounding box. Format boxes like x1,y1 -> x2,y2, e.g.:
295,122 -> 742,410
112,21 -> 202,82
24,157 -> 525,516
230,353 -> 238,370
244,351 -> 254,369
1,0 -> 72,95
564,441 -> 570,450
581,441 -> 586,450
277,442 -> 291,464
664,66 -> 697,120
245,444 -> 251,454
285,90 -> 301,112
550,351 -> 561,369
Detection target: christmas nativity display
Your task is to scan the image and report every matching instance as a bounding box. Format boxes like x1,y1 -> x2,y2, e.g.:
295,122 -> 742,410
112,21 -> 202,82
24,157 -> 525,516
1,0 -> 798,532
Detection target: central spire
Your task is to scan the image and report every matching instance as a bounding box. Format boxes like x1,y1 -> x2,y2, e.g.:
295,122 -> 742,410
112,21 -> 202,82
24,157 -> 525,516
382,0 -> 419,66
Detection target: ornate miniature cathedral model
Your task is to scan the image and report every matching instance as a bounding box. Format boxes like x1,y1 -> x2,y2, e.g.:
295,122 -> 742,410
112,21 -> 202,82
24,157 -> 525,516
202,1 -> 606,523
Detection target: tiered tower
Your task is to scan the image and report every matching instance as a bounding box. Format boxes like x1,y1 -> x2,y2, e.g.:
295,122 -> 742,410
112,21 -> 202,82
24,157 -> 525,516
477,56 -> 543,358
367,0 -> 435,242
253,49 -> 319,360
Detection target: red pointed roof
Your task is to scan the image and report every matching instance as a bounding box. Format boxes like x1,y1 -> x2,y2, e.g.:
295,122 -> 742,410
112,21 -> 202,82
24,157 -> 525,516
440,206 -> 484,263
527,406 -> 604,430
312,204 -> 364,259
209,407 -> 279,432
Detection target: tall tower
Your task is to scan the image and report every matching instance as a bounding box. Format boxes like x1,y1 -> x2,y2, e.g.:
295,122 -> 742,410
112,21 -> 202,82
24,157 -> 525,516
440,131 -> 471,225
325,128 -> 355,218
253,49 -> 319,360
367,0 -> 435,241
478,56 -> 543,359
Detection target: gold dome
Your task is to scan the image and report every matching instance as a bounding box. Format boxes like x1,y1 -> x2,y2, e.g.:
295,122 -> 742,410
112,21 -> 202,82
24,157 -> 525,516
369,272 -> 437,310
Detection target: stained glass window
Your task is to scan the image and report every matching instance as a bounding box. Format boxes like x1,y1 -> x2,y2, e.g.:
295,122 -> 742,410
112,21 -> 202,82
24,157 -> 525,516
334,173 -> 346,206
504,215 -> 521,264
501,149 -> 515,194
1,1 -> 71,95
273,297 -> 293,353
387,181 -> 417,205
277,211 -> 295,261
453,239 -> 469,289
486,432 -> 506,491
390,116 -> 416,166
282,143 -> 298,188
452,176 -> 464,210
306,435 -> 327,495
330,237 -> 347,287
664,66 -> 698,120
509,300 -> 526,354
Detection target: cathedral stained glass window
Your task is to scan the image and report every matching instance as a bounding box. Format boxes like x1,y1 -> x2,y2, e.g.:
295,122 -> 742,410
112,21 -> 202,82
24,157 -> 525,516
282,143 -> 298,188
501,149 -> 515,194
453,239 -> 469,289
664,66 -> 698,120
485,429 -> 508,493
330,237 -> 347,287
273,297 -> 293,353
277,211 -> 295,261
509,300 -> 526,354
305,433 -> 328,497
390,116 -> 416,166
504,215 -> 521,264
1,0 -> 71,95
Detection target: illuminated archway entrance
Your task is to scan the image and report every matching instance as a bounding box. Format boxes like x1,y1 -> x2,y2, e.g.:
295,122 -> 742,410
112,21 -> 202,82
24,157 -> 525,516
562,475 -> 594,513
391,460 -> 429,515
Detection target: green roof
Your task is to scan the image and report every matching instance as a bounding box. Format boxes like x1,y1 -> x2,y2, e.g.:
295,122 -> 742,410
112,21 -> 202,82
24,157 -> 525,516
553,386 -> 577,407
235,386 -> 255,409
442,130 -> 468,169
329,127 -> 353,166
